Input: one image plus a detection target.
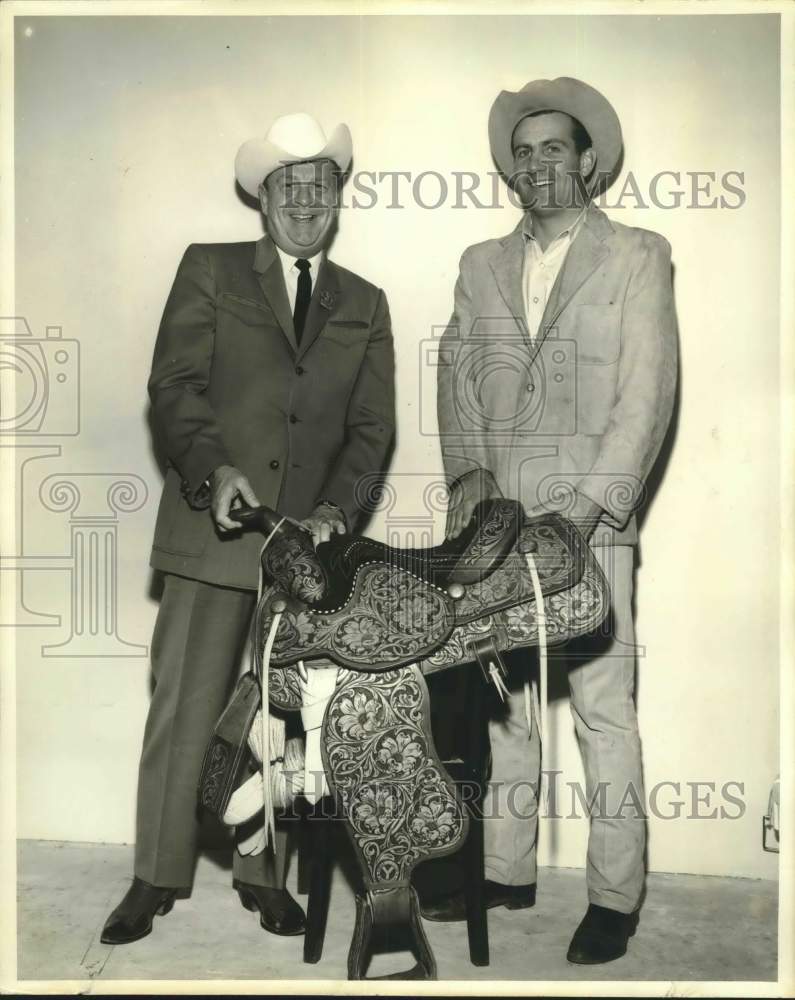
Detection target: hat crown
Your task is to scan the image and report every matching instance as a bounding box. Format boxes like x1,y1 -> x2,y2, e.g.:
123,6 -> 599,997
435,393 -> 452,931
266,112 -> 328,159
235,113 -> 352,197
488,76 -> 623,192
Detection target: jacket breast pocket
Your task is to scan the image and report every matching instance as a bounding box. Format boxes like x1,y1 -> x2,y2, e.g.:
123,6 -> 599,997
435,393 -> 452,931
571,304 -> 621,365
217,293 -> 276,329
323,320 -> 370,348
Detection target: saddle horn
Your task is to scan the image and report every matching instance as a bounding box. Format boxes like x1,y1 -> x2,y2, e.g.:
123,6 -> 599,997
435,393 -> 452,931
228,503 -> 286,534
229,504 -> 330,603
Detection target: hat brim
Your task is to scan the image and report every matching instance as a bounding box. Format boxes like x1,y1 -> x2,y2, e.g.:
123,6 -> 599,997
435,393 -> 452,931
488,77 -> 622,191
235,123 -> 352,197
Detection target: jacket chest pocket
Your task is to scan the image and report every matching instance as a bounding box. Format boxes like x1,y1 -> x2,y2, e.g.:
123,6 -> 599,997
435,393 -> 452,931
322,319 -> 370,349
571,304 -> 621,365
217,293 -> 277,330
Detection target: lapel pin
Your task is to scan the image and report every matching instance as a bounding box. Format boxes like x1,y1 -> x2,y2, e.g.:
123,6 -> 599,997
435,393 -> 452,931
319,290 -> 335,311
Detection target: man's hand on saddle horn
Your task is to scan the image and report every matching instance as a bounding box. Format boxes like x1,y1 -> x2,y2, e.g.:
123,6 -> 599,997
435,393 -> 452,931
210,465 -> 261,532
445,467 -> 503,540
301,501 -> 347,548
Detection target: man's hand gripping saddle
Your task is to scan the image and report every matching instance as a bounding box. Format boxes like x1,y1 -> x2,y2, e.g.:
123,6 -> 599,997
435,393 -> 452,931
199,498 -> 610,979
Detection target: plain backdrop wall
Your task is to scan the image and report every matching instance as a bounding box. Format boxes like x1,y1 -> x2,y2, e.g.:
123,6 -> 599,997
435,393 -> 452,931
12,12 -> 780,879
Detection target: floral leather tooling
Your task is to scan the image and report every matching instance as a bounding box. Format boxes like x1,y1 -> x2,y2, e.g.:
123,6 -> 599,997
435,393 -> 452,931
228,499 -> 609,980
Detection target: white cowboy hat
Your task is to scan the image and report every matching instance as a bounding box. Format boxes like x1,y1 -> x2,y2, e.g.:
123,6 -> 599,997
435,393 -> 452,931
235,112 -> 353,196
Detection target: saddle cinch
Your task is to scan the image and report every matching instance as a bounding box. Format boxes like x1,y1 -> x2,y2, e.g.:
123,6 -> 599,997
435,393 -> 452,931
201,498 -> 610,980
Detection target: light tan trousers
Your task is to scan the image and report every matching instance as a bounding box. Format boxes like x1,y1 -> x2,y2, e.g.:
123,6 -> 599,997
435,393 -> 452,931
483,545 -> 645,914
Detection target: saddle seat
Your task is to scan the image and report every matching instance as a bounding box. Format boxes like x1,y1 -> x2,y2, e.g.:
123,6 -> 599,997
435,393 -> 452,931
234,498 -> 523,613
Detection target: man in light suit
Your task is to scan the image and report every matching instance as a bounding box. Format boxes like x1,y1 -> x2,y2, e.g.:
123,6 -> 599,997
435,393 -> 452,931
429,78 -> 677,964
101,113 -> 395,945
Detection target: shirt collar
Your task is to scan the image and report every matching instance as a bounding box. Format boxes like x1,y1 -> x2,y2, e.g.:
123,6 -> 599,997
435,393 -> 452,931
522,204 -> 589,246
275,244 -> 325,276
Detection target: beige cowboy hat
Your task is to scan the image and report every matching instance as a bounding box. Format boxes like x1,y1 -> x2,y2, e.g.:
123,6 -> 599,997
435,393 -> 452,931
235,112 -> 353,197
488,77 -> 622,187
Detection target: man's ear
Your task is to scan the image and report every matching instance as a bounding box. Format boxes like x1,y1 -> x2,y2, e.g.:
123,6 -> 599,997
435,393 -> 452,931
258,182 -> 269,215
579,148 -> 596,182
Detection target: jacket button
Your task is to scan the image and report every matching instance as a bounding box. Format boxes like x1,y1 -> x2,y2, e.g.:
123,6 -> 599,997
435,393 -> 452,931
289,414 -> 298,424
269,460 -> 280,470
526,383 -> 534,393
295,365 -> 305,375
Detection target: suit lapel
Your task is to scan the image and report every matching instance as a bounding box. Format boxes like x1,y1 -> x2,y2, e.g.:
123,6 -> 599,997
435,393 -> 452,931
530,206 -> 613,361
297,258 -> 341,360
252,237 -> 298,353
489,227 -> 528,342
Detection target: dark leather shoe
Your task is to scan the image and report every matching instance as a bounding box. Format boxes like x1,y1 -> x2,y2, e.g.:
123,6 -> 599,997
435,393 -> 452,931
100,877 -> 179,945
566,903 -> 639,964
420,879 -> 536,922
235,881 -> 306,936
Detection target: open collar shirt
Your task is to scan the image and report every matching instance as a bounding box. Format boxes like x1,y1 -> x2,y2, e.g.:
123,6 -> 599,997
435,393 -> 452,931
522,207 -> 587,343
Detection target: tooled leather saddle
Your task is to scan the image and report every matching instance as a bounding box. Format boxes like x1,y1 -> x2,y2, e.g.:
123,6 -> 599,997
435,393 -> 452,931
200,498 -> 610,980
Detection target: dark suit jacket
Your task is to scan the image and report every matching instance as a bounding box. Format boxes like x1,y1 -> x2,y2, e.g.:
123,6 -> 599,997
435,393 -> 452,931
148,236 -> 396,589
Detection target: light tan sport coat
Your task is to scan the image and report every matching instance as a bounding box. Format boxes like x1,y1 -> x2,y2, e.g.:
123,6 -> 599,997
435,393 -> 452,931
437,205 -> 678,545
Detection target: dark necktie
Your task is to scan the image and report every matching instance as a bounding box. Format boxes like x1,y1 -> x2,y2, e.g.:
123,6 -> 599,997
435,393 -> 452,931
293,258 -> 312,346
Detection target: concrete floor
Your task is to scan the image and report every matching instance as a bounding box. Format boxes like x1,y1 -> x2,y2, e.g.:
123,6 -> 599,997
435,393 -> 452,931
16,838 -> 778,985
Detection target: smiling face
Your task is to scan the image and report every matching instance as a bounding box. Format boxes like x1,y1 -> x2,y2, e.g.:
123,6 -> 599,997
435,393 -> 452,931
259,159 -> 339,256
511,111 -> 594,214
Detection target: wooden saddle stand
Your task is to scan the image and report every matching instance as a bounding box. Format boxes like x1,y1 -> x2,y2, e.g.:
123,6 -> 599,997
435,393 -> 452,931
199,498 -> 610,980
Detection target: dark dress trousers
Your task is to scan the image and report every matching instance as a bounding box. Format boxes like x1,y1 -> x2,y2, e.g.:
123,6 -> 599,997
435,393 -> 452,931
136,236 -> 396,889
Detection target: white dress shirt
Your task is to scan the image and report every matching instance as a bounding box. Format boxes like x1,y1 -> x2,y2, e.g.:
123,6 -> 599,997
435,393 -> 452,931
522,208 -> 587,343
275,245 -> 324,313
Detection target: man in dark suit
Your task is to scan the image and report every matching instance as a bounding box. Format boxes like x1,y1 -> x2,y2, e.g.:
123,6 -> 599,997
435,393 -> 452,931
102,113 -> 396,945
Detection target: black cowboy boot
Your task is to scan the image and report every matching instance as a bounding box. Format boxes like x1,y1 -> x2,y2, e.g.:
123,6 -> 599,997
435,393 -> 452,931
234,881 -> 306,936
420,879 -> 536,922
566,903 -> 639,964
100,876 -> 179,945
